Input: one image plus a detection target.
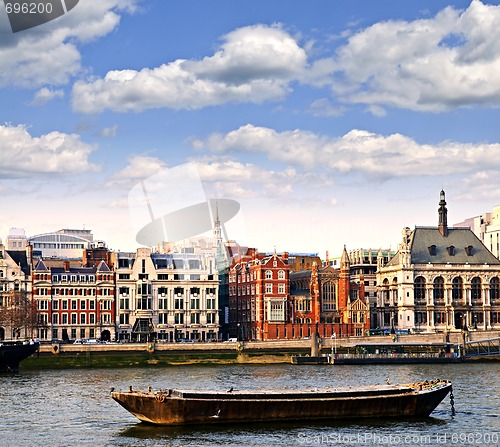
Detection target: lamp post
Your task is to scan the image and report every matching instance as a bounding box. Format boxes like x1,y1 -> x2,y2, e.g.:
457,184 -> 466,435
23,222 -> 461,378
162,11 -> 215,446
331,332 -> 337,357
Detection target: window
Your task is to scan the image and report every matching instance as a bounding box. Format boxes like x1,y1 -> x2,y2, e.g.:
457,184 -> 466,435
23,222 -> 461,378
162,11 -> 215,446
175,297 -> 184,310
80,314 -> 86,324
190,297 -> 200,309
471,277 -> 482,300
120,297 -> 130,310
71,300 -> 77,310
80,300 -> 86,310
190,313 -> 200,324
62,313 -> 68,324
89,314 -> 95,324
465,245 -> 474,256
206,313 -> 216,324
174,313 -> 184,324
265,270 -> 272,280
433,277 -> 444,301
207,297 -> 216,310
414,276 -> 426,302
265,283 -> 272,294
278,283 -> 285,294
101,300 -> 111,310
52,300 -> 59,310
452,277 -> 463,300
52,314 -> 59,324
278,270 -> 285,280
159,297 -> 168,310
119,313 -> 129,325
71,313 -> 77,324
490,277 -> 500,300
269,301 -> 283,321
158,313 -> 168,324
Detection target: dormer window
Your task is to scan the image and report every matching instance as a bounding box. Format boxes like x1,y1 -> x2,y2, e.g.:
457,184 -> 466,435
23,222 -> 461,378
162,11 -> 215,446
447,245 -> 455,256
465,245 -> 474,256
428,245 -> 437,256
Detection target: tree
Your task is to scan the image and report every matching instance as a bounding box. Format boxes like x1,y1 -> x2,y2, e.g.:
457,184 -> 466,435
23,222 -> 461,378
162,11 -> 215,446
0,290 -> 39,339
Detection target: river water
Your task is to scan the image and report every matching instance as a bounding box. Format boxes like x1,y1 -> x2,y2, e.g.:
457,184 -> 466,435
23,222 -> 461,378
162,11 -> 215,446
1,363 -> 498,447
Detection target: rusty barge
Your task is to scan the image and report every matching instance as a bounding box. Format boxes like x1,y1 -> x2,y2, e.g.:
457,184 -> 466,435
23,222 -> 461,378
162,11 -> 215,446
111,379 -> 452,425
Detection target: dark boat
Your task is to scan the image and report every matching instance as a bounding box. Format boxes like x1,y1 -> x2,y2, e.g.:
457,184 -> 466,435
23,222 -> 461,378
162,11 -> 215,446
111,379 -> 452,425
0,340 -> 39,373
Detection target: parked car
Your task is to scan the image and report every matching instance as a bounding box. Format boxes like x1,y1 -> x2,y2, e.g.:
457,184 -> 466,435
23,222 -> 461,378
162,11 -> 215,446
83,338 -> 101,344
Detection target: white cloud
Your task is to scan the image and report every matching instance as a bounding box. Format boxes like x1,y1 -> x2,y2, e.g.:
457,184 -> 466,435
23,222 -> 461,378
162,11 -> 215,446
0,123 -> 98,177
327,0 -> 500,111
96,125 -> 118,137
107,154 -> 166,187
0,0 -> 138,88
30,87 -> 65,105
193,124 -> 500,181
72,24 -> 307,113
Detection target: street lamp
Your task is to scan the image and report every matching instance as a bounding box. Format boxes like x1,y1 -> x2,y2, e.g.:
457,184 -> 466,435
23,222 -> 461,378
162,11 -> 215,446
331,332 -> 337,357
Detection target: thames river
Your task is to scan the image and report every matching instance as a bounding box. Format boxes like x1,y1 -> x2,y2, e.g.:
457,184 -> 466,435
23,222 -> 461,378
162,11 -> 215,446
1,363 -> 498,447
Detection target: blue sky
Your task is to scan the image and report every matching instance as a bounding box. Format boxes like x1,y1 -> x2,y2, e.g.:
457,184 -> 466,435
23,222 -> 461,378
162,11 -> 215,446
1,0 -> 500,255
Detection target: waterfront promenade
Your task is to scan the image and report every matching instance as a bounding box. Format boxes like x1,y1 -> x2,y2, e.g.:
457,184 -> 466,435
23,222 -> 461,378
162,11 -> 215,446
24,330 -> 500,369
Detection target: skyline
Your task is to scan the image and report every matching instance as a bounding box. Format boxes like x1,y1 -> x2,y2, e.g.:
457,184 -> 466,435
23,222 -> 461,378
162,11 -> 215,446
2,1 -> 500,255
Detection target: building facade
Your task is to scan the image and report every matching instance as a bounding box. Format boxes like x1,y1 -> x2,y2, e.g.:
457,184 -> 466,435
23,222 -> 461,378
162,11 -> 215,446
229,250 -> 291,340
290,246 -> 370,338
377,191 -> 500,332
0,243 -> 33,340
113,248 -> 219,342
32,259 -> 115,341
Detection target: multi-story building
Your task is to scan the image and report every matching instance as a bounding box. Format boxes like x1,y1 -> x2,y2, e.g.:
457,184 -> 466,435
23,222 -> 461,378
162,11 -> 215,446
0,242 -> 33,340
348,248 -> 395,329
290,247 -> 370,338
32,259 -> 115,341
377,191 -> 500,332
113,248 -> 219,342
29,228 -> 103,259
454,206 -> 500,259
228,249 -> 290,340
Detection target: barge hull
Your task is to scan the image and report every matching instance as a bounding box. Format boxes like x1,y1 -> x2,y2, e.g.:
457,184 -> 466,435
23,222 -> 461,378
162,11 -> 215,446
111,382 -> 451,426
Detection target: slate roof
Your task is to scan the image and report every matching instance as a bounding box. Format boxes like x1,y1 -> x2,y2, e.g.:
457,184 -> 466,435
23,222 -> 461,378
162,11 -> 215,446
389,226 -> 500,266
6,250 -> 30,275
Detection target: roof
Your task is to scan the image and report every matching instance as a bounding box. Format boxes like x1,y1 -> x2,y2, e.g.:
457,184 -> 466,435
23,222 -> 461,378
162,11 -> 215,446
395,226 -> 500,265
6,250 -> 30,275
97,260 -> 111,272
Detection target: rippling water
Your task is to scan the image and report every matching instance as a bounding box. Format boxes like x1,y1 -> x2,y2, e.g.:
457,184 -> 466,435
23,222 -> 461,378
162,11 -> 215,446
1,363 -> 499,446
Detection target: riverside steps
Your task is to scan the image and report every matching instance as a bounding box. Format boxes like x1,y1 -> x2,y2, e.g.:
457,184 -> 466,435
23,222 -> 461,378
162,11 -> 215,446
23,330 -> 500,369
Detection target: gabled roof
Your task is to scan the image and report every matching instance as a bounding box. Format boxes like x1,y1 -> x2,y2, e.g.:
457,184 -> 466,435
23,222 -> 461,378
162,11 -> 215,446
34,259 -> 48,271
391,226 -> 500,266
97,260 -> 111,272
6,250 -> 30,275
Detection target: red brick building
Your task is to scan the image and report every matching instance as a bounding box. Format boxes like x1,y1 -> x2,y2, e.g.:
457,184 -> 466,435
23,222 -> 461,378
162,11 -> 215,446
228,246 -> 370,340
229,249 -> 290,340
32,259 -> 116,342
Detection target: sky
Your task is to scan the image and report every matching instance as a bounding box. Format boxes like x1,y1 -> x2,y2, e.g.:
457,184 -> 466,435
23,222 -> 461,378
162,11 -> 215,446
1,0 -> 500,257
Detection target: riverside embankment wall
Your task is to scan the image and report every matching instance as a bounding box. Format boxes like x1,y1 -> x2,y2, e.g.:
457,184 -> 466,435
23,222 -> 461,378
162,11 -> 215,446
24,331 -> 500,369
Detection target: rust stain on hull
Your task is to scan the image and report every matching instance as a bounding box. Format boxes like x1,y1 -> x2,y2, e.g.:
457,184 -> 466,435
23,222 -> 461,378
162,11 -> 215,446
111,380 -> 452,426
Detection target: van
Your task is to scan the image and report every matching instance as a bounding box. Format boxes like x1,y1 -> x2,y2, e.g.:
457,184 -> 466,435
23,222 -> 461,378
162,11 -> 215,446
227,337 -> 238,342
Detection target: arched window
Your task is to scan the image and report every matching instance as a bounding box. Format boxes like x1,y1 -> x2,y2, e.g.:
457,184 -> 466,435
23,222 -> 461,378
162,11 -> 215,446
490,277 -> 499,300
452,277 -> 463,300
433,277 -> 444,301
471,277 -> 481,300
414,276 -> 426,301
277,270 -> 285,280
265,270 -> 272,280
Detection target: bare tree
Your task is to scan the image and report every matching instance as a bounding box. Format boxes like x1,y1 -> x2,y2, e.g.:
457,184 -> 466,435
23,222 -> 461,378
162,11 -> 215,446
0,291 -> 39,339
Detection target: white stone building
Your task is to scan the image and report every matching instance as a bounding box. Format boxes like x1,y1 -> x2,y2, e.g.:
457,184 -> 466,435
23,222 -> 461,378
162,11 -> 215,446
377,191 -> 500,332
113,248 -> 219,342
